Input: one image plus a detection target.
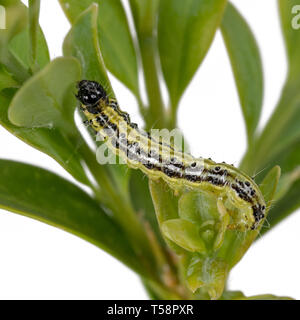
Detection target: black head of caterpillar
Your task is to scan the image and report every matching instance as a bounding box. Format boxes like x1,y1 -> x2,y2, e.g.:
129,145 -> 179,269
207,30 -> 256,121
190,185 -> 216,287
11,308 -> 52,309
76,80 -> 267,231
76,80 -> 108,113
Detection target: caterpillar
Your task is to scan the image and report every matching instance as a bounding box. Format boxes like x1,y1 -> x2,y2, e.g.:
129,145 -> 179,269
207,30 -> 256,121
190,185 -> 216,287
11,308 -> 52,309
76,80 -> 266,231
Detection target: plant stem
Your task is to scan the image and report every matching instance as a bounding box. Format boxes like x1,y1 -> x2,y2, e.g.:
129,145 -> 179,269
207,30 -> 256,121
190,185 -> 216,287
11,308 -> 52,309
136,92 -> 147,120
129,0 -> 166,129
139,36 -> 166,129
166,103 -> 179,130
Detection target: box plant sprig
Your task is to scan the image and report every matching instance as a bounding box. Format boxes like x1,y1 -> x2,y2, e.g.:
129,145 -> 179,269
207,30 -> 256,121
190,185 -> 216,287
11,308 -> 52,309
0,0 -> 299,300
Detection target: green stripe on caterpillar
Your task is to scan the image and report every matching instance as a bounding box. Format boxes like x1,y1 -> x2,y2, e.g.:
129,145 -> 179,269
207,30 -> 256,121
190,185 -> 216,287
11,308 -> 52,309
76,80 -> 266,231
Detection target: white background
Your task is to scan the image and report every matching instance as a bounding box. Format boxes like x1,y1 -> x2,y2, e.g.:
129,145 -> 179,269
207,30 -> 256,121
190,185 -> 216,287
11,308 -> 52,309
0,0 -> 299,299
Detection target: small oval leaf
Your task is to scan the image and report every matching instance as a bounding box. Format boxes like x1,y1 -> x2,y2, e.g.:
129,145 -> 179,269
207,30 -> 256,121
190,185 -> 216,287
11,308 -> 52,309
162,219 -> 206,253
8,57 -> 80,128
0,87 -> 89,185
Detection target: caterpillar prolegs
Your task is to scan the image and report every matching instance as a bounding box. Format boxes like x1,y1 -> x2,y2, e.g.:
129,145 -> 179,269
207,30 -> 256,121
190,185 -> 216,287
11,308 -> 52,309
76,80 -> 266,231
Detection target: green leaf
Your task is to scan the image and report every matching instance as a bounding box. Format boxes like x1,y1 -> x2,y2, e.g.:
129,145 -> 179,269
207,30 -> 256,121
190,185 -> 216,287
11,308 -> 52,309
178,191 -> 220,223
0,0 -> 30,82
0,64 -> 18,91
260,165 -> 281,207
162,219 -> 206,253
59,0 -> 139,95
0,63 -> 89,185
0,93 -> 89,186
149,179 -> 179,224
279,0 -> 300,80
8,25 -> 50,72
129,0 -> 159,36
149,179 -> 186,253
157,0 -> 227,108
0,0 -> 49,82
241,2 -> 300,230
261,179 -> 300,236
63,4 -> 113,97
253,87 -> 300,171
8,57 -> 80,129
246,1 -> 300,171
0,159 -> 144,276
245,139 -> 300,236
221,3 -> 263,145
178,191 -> 230,251
0,1 -> 27,47
129,0 -> 166,129
275,167 -> 300,201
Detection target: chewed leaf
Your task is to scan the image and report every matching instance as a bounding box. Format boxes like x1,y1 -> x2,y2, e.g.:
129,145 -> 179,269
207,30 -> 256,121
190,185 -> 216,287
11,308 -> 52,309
157,0 -> 227,108
8,57 -> 80,129
221,3 -> 263,145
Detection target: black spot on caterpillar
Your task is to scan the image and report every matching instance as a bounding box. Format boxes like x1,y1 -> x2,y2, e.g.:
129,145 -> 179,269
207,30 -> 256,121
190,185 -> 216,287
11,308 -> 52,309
76,80 -> 266,231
